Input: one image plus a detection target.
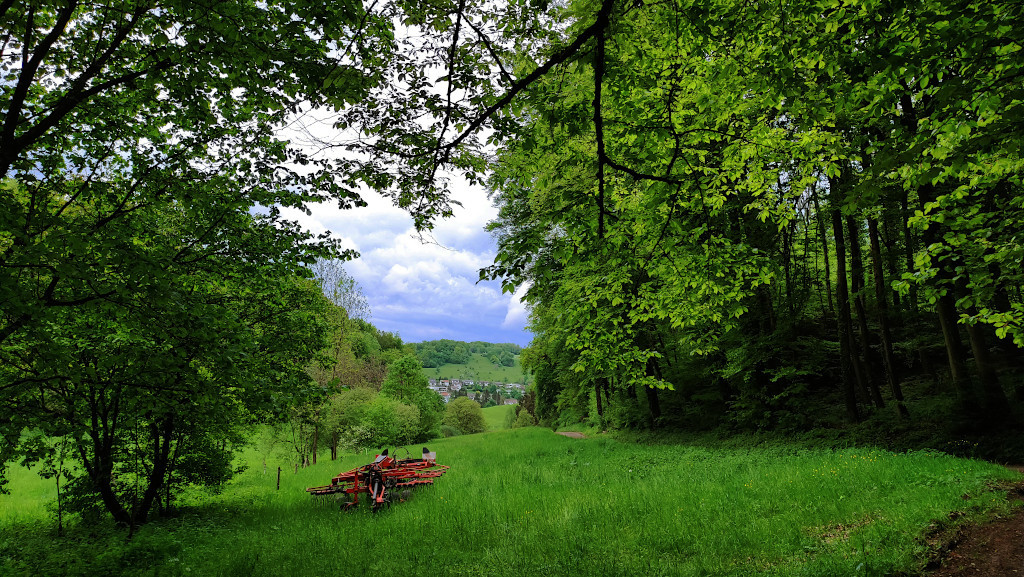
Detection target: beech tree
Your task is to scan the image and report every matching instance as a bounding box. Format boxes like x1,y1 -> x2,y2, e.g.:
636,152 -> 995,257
0,0 -> 388,522
470,0 -> 1024,428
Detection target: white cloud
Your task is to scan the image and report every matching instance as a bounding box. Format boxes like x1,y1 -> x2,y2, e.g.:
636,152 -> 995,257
294,175 -> 532,345
502,283 -> 531,330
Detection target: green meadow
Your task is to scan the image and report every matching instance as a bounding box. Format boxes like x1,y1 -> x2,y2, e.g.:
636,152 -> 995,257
422,353 -> 525,384
482,404 -> 515,430
1,427 -> 1019,577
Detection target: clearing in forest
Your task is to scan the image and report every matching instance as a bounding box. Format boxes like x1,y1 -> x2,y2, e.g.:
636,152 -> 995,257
0,427 -> 1019,577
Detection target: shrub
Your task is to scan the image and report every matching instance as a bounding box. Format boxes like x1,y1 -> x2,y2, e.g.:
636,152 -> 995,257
513,409 -> 537,428
443,397 -> 486,434
363,396 -> 420,447
381,354 -> 443,441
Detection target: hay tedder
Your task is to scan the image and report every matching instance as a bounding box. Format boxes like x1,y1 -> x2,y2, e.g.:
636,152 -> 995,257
306,447 -> 449,511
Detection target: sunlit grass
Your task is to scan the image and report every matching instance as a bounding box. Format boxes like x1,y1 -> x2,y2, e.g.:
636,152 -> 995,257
0,462 -> 56,523
481,404 -> 514,430
2,428 -> 1020,577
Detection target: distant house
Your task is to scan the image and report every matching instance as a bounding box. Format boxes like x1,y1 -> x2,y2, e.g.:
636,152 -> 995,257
440,379 -> 451,388
467,392 -> 477,400
503,398 -> 518,405
464,380 -> 475,386
440,391 -> 451,403
428,379 -> 438,387
508,383 -> 524,391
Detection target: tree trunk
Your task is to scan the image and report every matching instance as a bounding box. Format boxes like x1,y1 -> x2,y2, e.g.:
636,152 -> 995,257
644,386 -> 661,424
917,183 -> 979,412
879,202 -> 905,326
964,319 -> 1009,420
134,416 -> 174,526
78,434 -> 131,526
830,185 -> 861,423
846,215 -> 885,408
782,223 -> 795,317
602,378 -> 612,415
935,293 -> 979,411
868,217 -> 909,418
312,423 -> 318,466
813,190 -> 835,317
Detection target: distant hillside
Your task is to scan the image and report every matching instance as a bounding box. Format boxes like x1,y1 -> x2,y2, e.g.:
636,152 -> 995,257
410,339 -> 522,369
420,352 -> 526,384
411,340 -> 526,384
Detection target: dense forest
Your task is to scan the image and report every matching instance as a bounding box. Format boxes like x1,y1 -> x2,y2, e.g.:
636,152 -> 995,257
2,0 -> 1023,533
478,0 -> 1024,449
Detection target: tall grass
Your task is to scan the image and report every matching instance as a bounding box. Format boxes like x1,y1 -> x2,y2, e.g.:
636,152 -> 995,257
0,461 -> 57,523
2,428 -> 1019,577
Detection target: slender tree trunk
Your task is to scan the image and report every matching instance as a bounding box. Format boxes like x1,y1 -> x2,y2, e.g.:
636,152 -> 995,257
644,386 -> 661,424
164,436 -> 181,514
312,423 -> 318,466
78,435 -> 131,526
868,217 -> 909,418
917,184 -> 978,411
56,436 -> 67,535
830,184 -> 861,423
602,379 -> 612,416
645,357 -> 663,425
879,203 -> 905,325
847,216 -> 885,408
899,191 -> 918,312
594,379 -> 604,421
783,224 -> 795,318
964,319 -> 1009,420
135,417 -> 174,525
813,191 -> 835,317
935,293 -> 979,411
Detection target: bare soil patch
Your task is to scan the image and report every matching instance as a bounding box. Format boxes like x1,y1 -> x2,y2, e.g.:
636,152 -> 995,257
556,431 -> 586,439
925,472 -> 1024,577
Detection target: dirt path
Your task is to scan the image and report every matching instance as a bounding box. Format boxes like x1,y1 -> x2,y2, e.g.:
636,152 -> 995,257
925,471 -> 1024,577
556,431 -> 586,439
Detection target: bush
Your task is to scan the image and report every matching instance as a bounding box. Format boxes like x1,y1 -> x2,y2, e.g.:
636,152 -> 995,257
441,425 -> 462,438
363,396 -> 420,447
504,407 -> 518,429
443,397 -> 486,435
513,409 -> 537,428
381,354 -> 443,441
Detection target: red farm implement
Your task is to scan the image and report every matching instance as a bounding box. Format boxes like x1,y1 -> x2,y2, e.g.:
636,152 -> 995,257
306,447 -> 449,511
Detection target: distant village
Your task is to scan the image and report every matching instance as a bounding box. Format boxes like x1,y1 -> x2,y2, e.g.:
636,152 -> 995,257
428,379 -> 525,406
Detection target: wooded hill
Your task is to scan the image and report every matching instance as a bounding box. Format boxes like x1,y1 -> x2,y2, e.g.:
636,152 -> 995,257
411,340 -> 522,369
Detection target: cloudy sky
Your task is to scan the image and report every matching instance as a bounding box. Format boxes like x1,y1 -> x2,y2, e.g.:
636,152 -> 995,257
279,180 -> 532,346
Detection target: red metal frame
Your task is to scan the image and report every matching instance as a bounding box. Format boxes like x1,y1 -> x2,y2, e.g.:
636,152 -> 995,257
306,448 -> 449,511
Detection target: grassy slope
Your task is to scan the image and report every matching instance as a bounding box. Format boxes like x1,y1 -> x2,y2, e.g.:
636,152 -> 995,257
2,428 -> 1020,577
482,404 -> 514,430
422,353 -> 525,383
